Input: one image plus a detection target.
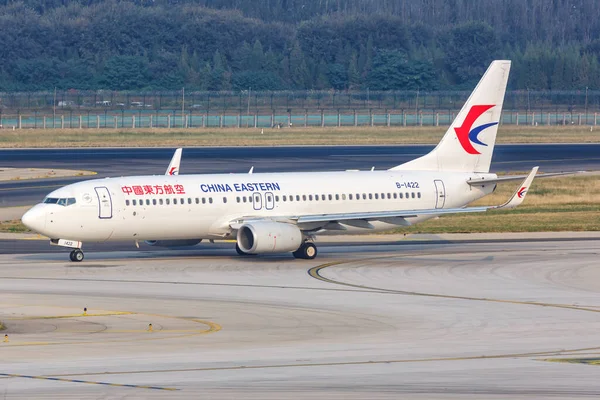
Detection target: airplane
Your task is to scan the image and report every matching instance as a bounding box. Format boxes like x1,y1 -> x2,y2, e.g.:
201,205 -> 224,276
21,60 -> 557,262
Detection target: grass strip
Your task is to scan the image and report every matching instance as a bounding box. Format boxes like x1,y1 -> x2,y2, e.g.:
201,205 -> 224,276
1,125 -> 599,148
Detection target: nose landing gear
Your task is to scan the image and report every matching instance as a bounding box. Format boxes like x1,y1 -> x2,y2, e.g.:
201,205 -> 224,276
69,249 -> 84,262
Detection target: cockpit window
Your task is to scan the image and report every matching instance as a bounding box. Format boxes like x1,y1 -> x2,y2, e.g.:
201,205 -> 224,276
43,197 -> 76,206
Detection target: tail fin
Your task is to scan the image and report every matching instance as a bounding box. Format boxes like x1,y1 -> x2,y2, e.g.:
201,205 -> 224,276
390,60 -> 511,173
166,148 -> 182,175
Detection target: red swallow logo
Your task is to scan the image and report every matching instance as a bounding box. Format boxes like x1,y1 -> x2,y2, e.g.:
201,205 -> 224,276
168,167 -> 177,175
454,105 -> 496,155
517,186 -> 527,198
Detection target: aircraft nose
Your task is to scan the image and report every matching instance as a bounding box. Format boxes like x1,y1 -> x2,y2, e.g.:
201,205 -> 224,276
21,205 -> 47,233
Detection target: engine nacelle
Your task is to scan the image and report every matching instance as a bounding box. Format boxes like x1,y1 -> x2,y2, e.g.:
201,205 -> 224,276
144,239 -> 202,247
237,221 -> 302,254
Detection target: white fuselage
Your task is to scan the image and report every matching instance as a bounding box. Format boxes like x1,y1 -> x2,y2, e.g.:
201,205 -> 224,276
24,170 -> 495,243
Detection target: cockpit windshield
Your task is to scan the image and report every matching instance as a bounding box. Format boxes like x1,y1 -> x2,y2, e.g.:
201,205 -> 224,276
43,197 -> 76,206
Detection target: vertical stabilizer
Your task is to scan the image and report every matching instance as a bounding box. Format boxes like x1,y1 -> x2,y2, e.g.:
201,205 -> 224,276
391,60 -> 511,173
166,148 -> 182,175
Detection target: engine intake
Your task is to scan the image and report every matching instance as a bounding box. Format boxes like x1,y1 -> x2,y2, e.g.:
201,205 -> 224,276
237,221 -> 302,254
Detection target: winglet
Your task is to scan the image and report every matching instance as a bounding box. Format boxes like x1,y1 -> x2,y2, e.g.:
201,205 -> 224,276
166,148 -> 182,176
494,166 -> 538,209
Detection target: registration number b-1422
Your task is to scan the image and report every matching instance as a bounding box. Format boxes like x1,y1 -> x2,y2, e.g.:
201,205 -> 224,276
396,181 -> 419,189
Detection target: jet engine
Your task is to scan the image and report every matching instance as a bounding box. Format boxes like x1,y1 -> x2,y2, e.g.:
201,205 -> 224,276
236,221 -> 302,254
144,239 -> 202,247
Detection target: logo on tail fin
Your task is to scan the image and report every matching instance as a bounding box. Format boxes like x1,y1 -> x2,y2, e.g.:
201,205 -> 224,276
517,186 -> 527,198
168,167 -> 177,175
454,105 -> 498,155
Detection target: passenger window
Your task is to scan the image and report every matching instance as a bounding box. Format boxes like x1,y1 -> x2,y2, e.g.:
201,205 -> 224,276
159,199 -> 163,205
349,194 -> 353,200
236,196 -> 240,203
417,192 -> 421,198
283,195 -> 287,201
314,194 -> 318,201
387,193 -> 391,199
411,192 -> 415,199
173,198 -> 178,205
393,193 -> 397,199
308,195 -> 313,201
321,194 -> 326,201
374,193 -> 379,200
181,198 -> 184,204
146,199 -> 150,205
202,198 -> 206,204
275,196 -> 279,202
126,200 -> 130,206
188,198 -> 192,204
328,194 -> 333,201
289,196 -> 294,202
368,194 -> 373,200
209,198 -> 213,204
362,194 -> 367,200
195,198 -> 199,204
153,199 -> 157,205
302,195 -> 307,201
166,199 -> 170,205
223,197 -> 227,203
406,192 -> 409,198
296,195 -> 300,201
399,193 -> 403,199
132,199 -> 137,206
342,194 -> 346,200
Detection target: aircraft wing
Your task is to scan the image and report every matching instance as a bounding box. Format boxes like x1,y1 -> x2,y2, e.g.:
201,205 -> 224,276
468,169 -> 584,185
231,167 -> 538,230
166,148 -> 182,176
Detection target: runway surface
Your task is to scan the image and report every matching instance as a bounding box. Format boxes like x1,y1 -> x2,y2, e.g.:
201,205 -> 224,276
1,237 -> 600,398
2,144 -> 599,206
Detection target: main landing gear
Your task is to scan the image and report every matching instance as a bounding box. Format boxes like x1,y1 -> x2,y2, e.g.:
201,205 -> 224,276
69,249 -> 84,262
235,243 -> 256,257
293,242 -> 317,260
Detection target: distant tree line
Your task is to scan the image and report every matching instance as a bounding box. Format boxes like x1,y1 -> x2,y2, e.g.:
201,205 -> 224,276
1,0 -> 600,92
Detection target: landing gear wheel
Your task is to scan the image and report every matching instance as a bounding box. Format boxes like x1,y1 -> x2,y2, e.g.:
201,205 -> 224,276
235,243 -> 256,256
69,249 -> 84,262
293,242 -> 317,260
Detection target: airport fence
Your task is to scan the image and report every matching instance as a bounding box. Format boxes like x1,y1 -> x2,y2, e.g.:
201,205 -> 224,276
1,89 -> 600,113
1,109 -> 599,129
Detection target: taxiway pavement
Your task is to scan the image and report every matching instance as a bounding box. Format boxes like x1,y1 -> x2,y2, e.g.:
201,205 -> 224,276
0,236 -> 599,398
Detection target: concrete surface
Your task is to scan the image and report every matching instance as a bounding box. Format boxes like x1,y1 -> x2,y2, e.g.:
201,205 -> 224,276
0,167 -> 95,182
0,236 -> 599,398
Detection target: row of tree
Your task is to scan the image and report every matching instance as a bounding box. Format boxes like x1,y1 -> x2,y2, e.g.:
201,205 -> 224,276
1,0 -> 600,91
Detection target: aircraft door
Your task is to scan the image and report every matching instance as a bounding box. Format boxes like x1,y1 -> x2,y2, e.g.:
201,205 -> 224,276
434,180 -> 446,209
265,192 -> 274,210
253,192 -> 262,210
94,187 -> 113,219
